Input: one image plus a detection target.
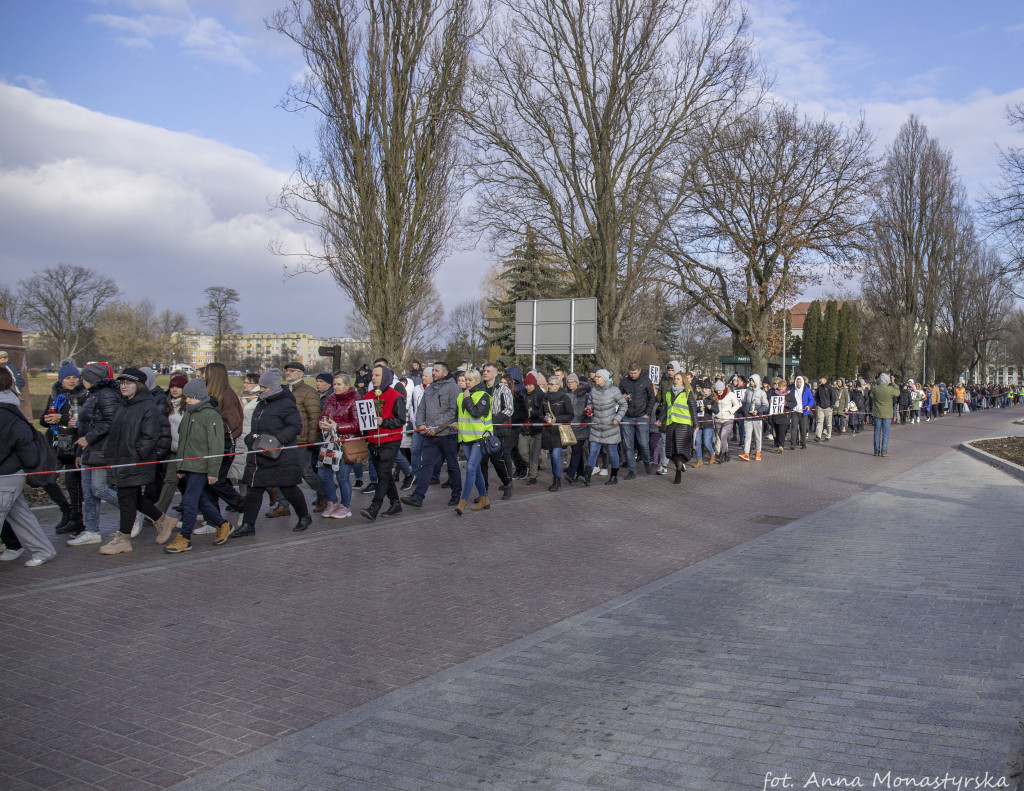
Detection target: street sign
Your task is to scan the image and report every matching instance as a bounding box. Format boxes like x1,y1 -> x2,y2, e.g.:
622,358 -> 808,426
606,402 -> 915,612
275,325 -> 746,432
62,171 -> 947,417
514,298 -> 598,360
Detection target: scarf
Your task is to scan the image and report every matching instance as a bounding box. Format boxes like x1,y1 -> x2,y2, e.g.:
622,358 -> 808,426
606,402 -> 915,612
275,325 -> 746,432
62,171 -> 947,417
186,396 -> 211,413
258,386 -> 282,401
671,384 -> 685,395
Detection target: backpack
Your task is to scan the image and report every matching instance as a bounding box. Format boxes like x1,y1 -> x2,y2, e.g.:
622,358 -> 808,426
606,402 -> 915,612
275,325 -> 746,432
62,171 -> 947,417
2,407 -> 60,487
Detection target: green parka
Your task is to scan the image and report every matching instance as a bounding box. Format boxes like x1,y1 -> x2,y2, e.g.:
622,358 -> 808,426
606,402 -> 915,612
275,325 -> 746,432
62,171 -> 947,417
175,398 -> 225,478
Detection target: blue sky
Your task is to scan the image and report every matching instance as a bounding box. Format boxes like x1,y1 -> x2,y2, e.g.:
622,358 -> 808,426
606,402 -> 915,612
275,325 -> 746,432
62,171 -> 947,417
1,0 -> 1022,339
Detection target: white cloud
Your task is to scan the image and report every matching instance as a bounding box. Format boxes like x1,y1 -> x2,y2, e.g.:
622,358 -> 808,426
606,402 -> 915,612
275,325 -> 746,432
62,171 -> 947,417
0,83 -> 346,337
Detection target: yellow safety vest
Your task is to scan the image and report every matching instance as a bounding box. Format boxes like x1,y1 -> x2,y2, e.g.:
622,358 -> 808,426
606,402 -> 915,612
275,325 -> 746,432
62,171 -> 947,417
665,390 -> 693,426
457,390 -> 493,443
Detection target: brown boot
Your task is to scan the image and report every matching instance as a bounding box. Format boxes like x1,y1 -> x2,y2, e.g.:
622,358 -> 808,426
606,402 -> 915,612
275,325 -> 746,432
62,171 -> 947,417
313,495 -> 329,513
692,459 -> 703,469
454,499 -> 468,515
471,496 -> 491,511
708,454 -> 716,466
266,504 -> 291,518
99,531 -> 132,555
154,513 -> 179,544
213,522 -> 231,546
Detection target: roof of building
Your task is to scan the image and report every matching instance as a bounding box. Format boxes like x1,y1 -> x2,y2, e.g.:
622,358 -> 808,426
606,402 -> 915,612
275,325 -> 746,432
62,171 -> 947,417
788,300 -> 855,330
0,318 -> 22,333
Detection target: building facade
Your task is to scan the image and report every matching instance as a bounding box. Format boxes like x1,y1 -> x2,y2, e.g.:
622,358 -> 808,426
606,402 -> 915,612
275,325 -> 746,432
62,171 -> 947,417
172,330 -> 367,371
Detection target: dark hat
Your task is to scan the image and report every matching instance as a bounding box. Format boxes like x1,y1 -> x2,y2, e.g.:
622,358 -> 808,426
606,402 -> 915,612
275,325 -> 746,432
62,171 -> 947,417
169,375 -> 189,389
284,361 -> 305,372
57,363 -> 80,381
82,363 -> 109,385
183,378 -> 207,400
117,367 -> 147,384
316,371 -> 334,385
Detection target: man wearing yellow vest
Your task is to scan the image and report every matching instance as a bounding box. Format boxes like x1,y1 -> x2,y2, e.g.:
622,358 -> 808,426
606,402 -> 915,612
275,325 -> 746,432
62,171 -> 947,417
657,371 -> 696,484
454,369 -> 495,515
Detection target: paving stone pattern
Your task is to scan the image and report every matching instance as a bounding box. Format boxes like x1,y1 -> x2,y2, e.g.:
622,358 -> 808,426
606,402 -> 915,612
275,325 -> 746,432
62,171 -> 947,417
1,410 -> 1022,789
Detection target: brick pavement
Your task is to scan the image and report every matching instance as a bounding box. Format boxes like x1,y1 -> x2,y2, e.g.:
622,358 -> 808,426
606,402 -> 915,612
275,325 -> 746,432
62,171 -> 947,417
1,408 -> 1021,790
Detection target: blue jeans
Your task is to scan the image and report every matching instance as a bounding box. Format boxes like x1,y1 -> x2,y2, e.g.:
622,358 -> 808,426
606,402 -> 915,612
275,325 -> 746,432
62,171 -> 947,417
410,431 -> 424,479
82,466 -> 118,535
317,461 -> 354,508
873,417 -> 892,454
412,434 -> 462,500
462,441 -> 487,499
179,471 -> 225,539
586,442 -> 619,469
549,447 -> 563,478
395,449 -> 411,476
694,427 -> 715,460
620,419 -> 650,471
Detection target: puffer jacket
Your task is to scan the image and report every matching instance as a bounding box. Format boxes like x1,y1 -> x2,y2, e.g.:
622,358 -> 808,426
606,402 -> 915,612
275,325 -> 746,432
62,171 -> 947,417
743,383 -> 769,416
0,401 -> 39,476
320,387 -> 360,442
40,381 -> 89,462
77,378 -> 124,463
176,399 -> 225,479
521,386 -> 545,436
714,387 -> 741,421
587,381 -> 627,445
106,389 -> 166,488
289,379 -> 323,446
244,388 -> 303,488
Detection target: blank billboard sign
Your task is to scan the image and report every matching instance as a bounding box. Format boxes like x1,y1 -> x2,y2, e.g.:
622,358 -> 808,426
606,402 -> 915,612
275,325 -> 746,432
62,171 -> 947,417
514,298 -> 597,355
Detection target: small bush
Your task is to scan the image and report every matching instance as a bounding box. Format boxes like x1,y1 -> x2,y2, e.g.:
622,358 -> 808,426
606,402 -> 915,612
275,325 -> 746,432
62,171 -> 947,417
28,368 -> 41,378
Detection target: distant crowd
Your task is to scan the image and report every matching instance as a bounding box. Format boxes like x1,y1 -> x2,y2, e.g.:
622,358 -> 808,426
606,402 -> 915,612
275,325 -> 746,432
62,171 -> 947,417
0,351 -> 1020,569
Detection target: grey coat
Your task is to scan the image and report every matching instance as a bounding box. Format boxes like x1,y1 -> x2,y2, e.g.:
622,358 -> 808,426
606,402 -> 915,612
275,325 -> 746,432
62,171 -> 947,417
587,382 -> 628,445
415,374 -> 461,437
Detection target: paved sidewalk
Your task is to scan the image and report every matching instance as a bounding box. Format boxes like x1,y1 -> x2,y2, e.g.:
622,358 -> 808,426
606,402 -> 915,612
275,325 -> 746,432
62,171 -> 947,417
2,408 -> 1022,790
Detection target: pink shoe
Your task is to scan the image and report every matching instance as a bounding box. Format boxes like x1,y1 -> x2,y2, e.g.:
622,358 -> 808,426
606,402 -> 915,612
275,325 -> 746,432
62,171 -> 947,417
333,505 -> 351,520
322,502 -> 339,518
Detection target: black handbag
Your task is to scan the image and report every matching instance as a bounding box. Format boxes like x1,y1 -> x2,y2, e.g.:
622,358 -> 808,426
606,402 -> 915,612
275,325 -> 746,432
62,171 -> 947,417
53,432 -> 77,460
251,433 -> 283,460
481,431 -> 501,456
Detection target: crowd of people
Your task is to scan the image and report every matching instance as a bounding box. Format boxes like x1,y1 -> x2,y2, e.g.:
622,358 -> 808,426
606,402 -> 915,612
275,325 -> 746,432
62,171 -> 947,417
0,354 -> 1020,569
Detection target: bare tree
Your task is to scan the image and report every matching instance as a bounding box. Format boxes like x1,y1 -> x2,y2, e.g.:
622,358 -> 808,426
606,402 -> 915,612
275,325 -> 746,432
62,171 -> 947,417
268,0 -> 475,365
17,263 -> 120,361
196,286 -> 242,363
94,300 -> 162,368
0,283 -> 24,328
662,103 -> 876,376
466,0 -> 759,375
154,308 -> 188,366
446,299 -> 487,365
861,115 -> 961,380
981,103 -> 1024,292
961,246 -> 1014,380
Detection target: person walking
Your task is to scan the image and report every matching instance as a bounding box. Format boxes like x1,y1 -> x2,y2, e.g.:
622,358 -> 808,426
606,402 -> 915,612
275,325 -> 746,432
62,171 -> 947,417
790,375 -> 814,449
658,371 -> 696,483
39,361 -> 88,534
870,372 -> 900,457
453,369 -> 496,514
201,363 -> 247,517
162,379 -> 232,553
230,369 -> 312,538
618,363 -> 656,477
583,369 -> 627,486
272,362 -> 329,516
813,375 -> 835,442
691,379 -> 719,467
738,373 -> 768,461
711,380 -> 740,462
316,373 -> 360,520
0,367 -> 57,566
360,365 -> 406,521
517,373 -> 545,484
479,362 -> 514,500
98,368 -> 178,555
563,373 -> 590,482
402,362 -> 462,510
541,374 -> 573,491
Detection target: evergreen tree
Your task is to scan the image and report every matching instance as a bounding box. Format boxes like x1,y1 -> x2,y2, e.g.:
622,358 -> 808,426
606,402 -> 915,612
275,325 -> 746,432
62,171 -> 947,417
800,300 -> 821,378
843,303 -> 861,378
835,302 -> 852,379
485,226 -> 563,370
820,300 -> 839,379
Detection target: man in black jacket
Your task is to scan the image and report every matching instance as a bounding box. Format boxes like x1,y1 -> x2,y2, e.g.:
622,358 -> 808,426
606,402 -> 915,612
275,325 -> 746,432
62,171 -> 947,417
618,362 -> 656,477
814,375 -> 836,442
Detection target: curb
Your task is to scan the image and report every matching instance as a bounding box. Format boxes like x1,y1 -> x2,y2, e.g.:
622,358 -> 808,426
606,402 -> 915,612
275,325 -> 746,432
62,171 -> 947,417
959,437 -> 1024,483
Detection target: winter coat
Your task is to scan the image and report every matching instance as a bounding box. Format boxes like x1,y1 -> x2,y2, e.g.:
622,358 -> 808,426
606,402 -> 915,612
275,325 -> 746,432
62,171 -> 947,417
40,381 -> 89,462
540,388 -> 573,451
834,386 -> 850,413
565,386 -> 590,440
106,390 -> 166,488
587,381 -> 627,445
618,373 -> 656,418
320,387 -> 360,442
244,388 -> 303,488
689,391 -> 720,430
714,388 -> 741,422
415,374 -> 461,437
768,387 -> 791,427
77,378 -> 124,463
849,387 -> 867,413
743,385 -> 770,416
520,386 -> 545,436
488,381 -> 515,437
869,382 -> 900,419
814,383 -> 836,410
792,381 -> 815,415
0,401 -> 38,476
288,379 -> 322,446
176,399 -> 225,478
664,390 -> 697,461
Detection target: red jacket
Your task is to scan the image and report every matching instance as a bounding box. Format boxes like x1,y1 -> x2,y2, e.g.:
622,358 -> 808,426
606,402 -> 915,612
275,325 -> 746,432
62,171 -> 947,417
320,388 -> 360,441
363,387 -> 404,445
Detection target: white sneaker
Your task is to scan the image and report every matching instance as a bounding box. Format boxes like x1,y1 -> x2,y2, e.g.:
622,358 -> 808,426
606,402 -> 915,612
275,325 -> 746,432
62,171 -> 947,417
68,531 -> 102,546
131,513 -> 144,538
0,547 -> 25,561
597,467 -> 609,476
657,466 -> 668,475
192,524 -> 216,534
25,554 -> 57,567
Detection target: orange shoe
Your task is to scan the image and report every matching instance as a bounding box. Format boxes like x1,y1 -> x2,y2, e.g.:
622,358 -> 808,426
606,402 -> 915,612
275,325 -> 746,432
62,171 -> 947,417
755,452 -> 762,461
737,453 -> 750,461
